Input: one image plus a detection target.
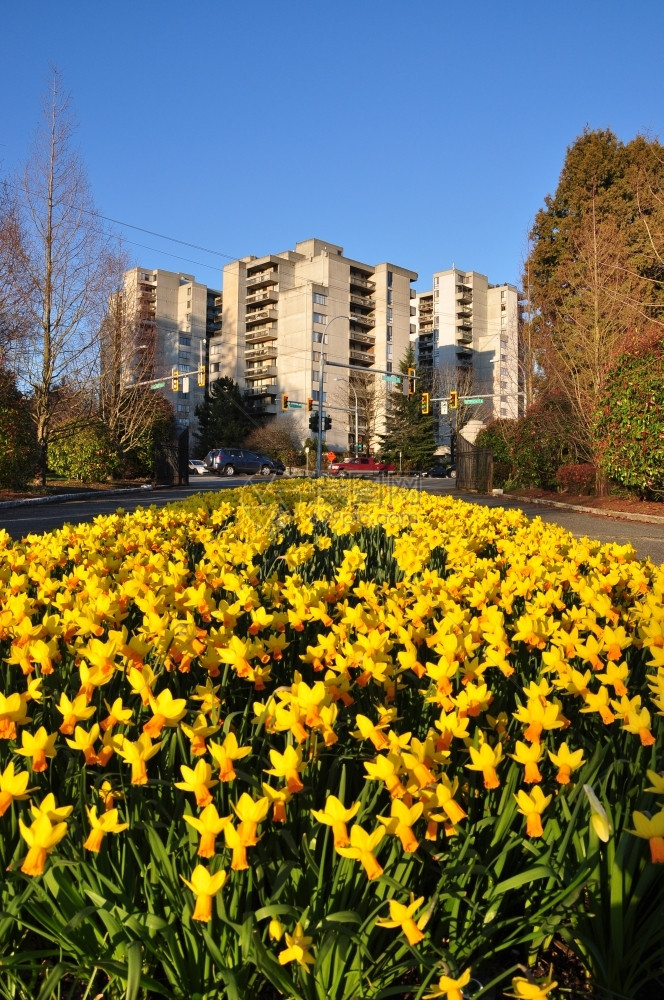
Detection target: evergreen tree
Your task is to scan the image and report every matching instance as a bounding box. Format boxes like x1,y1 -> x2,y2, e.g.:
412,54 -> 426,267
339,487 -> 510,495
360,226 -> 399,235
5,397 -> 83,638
379,347 -> 436,471
194,377 -> 259,455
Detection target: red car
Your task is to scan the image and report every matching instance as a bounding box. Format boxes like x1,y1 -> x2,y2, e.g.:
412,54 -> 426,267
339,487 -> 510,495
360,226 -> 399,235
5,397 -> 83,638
327,456 -> 395,477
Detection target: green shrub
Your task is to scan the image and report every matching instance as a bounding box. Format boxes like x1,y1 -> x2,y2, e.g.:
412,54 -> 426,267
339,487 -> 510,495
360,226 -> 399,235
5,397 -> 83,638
49,422 -> 120,482
593,331 -> 664,499
0,368 -> 37,488
555,463 -> 597,494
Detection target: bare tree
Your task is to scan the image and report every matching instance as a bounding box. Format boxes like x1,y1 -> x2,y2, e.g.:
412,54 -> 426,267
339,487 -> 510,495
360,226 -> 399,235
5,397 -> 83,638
97,252 -> 167,464
533,197 -> 646,486
9,70 -> 113,483
0,183 -> 31,355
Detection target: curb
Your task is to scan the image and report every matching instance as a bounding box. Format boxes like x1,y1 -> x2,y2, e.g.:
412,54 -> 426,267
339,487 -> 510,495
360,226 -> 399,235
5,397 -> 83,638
0,485 -> 154,510
509,494 -> 664,526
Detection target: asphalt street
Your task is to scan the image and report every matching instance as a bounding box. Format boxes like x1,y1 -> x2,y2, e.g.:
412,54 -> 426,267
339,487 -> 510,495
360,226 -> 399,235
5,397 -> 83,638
0,475 -> 662,566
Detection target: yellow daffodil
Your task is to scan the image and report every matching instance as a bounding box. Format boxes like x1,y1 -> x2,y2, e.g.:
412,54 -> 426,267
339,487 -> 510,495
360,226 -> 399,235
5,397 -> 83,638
376,895 -> 427,946
19,813 -> 68,876
83,806 -> 128,852
310,794 -> 361,847
504,967 -> 558,999
376,799 -> 423,853
547,742 -> 585,784
15,726 -> 58,772
175,759 -> 219,806
0,762 -> 37,816
630,808 -> 664,862
112,733 -> 162,785
208,731 -> 252,782
278,922 -> 315,968
335,824 -> 385,880
264,744 -> 305,793
183,803 -> 231,857
180,864 -> 227,922
466,740 -> 503,789
423,967 -> 472,1000
514,786 -> 552,838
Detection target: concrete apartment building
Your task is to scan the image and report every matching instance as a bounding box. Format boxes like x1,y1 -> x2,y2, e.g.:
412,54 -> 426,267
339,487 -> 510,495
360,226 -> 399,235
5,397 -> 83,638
119,267 -> 222,436
218,239 -> 417,453
414,268 -> 521,444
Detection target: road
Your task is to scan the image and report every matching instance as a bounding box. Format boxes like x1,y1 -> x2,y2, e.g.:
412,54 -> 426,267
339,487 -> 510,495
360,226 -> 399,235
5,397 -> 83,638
0,475 -> 662,566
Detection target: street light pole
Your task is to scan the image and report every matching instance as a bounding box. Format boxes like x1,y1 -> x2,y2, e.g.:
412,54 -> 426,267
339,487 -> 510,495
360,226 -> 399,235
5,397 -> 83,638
315,315 -> 348,477
335,377 -> 359,456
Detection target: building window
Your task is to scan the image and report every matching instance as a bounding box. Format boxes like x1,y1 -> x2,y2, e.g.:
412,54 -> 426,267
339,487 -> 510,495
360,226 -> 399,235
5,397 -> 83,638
387,289 -> 393,305
386,325 -> 392,342
313,292 -> 327,305
210,363 -> 220,373
312,390 -> 327,402
313,330 -> 328,344
179,352 -> 191,363
386,307 -> 392,322
386,361 -> 393,372
434,276 -> 439,287
386,344 -> 393,358
179,336 -> 191,347
313,312 -> 327,325
387,270 -> 393,287
501,290 -> 506,299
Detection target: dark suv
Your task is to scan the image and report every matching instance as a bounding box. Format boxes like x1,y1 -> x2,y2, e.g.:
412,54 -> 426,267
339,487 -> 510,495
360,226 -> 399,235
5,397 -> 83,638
203,448 -> 281,477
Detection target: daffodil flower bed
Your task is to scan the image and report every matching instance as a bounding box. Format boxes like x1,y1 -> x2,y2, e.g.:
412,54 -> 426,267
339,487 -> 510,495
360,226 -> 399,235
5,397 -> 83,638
0,479 -> 662,1000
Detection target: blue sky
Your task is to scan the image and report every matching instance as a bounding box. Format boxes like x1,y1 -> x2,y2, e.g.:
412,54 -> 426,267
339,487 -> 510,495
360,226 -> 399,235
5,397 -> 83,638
2,0 -> 663,292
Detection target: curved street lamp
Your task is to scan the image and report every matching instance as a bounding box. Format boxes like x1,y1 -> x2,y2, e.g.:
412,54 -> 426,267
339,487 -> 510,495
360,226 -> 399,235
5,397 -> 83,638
315,315 -> 348,476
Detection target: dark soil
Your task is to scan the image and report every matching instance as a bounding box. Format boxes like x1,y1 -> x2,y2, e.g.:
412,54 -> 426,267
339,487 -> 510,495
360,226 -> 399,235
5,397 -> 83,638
504,487 -> 664,520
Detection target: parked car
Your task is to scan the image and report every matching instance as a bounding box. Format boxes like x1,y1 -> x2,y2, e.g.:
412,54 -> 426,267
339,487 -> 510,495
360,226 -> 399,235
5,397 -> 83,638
188,459 -> 209,476
328,456 -> 395,477
203,448 -> 284,477
252,453 -> 285,475
427,463 -> 456,478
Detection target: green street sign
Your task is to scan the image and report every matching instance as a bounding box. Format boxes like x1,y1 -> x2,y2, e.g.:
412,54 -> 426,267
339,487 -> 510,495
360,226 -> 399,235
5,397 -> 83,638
464,397 -> 484,405
288,401 -> 303,409
381,375 -> 402,383
150,381 -> 166,390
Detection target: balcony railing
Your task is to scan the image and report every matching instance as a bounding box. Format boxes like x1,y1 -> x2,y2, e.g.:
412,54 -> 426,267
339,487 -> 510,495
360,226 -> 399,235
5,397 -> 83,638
349,293 -> 374,310
246,307 -> 278,325
245,385 -> 277,397
349,272 -> 375,291
245,346 -> 278,363
246,289 -> 278,307
245,325 -> 278,344
349,330 -> 375,345
246,269 -> 278,289
349,349 -> 374,364
349,311 -> 375,329
244,364 -> 278,380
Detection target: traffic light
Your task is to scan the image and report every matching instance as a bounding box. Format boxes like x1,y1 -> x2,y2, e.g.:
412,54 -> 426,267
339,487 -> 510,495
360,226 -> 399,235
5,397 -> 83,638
421,392 -> 430,415
449,390 -> 458,409
171,367 -> 179,392
324,415 -> 332,431
307,397 -> 314,412
281,393 -> 289,411
408,367 -> 416,395
309,412 -> 320,433
197,368 -> 206,387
